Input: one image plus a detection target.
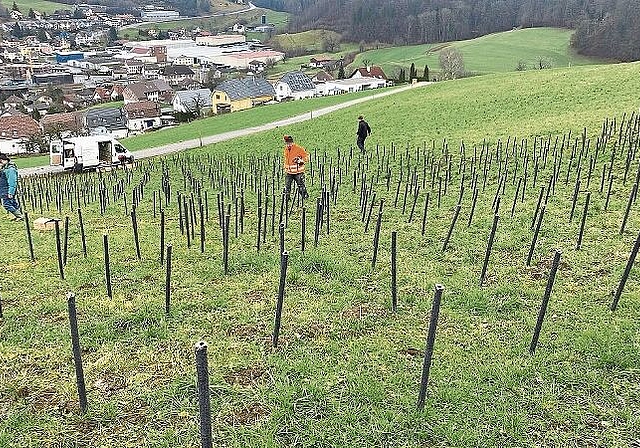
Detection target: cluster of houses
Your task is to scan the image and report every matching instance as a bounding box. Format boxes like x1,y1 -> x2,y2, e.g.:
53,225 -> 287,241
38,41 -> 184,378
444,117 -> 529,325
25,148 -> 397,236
0,8 -> 392,156
0,62 -> 390,155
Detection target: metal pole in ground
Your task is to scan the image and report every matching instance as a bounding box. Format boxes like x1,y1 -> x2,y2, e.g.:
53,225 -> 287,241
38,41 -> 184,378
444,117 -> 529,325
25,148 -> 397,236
480,214 -> 499,285
611,230 -> 640,311
272,251 -> 289,348
165,244 -> 172,315
66,292 -> 87,413
417,284 -> 445,410
24,211 -> 34,261
194,341 -> 212,448
391,231 -> 397,312
78,208 -> 87,258
55,220 -> 64,280
103,234 -> 112,298
529,250 -> 561,354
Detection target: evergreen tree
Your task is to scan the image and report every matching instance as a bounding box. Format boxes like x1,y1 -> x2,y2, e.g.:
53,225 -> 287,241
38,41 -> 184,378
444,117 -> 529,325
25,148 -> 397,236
337,64 -> 345,79
423,64 -> 429,81
12,1 -> 18,12
11,22 -> 22,38
409,62 -> 417,80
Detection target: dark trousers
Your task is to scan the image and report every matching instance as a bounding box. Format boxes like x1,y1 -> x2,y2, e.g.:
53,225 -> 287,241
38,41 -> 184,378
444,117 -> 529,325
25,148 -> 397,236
357,136 -> 367,152
285,173 -> 308,199
1,195 -> 21,216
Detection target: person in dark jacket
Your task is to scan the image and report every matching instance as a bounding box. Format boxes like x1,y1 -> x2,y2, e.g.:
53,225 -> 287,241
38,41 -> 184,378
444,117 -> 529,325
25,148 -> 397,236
356,115 -> 372,153
0,153 -> 22,220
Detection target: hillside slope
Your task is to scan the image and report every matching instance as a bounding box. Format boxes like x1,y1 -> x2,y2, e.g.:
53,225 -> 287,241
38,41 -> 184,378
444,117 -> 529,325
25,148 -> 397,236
348,28 -> 608,78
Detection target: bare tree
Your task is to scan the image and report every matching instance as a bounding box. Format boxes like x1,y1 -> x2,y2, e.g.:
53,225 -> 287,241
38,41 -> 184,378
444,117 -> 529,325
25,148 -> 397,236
322,34 -> 341,52
439,47 -> 465,80
185,92 -> 208,118
536,56 -> 552,69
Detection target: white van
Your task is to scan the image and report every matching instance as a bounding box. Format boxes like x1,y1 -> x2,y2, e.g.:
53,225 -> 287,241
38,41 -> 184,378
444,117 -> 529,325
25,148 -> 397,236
50,136 -> 135,171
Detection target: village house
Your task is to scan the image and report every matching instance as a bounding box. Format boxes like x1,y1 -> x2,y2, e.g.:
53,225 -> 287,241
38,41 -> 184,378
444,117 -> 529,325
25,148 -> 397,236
172,89 -> 212,116
248,60 -> 267,73
41,111 -> 85,137
350,65 -> 388,80
123,79 -> 173,104
309,57 -> 343,71
211,77 -> 275,114
123,101 -> 162,134
274,71 -> 316,101
85,107 -> 128,138
162,65 -> 196,86
311,70 -> 334,83
0,114 -> 42,154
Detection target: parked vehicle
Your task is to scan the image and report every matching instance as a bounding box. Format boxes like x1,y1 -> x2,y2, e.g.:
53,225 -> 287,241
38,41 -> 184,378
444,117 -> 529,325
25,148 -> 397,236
50,136 -> 134,171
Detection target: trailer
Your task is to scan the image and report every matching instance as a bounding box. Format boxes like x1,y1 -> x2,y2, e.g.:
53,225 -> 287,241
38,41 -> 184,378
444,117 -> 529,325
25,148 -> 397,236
50,136 -> 134,171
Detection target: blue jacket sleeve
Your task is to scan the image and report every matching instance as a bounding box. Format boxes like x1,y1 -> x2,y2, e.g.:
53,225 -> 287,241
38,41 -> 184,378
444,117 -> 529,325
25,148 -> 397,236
6,166 -> 17,195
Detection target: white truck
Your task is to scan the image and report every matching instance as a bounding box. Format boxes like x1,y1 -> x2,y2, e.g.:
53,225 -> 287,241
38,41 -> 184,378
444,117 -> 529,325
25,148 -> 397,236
49,136 -> 135,171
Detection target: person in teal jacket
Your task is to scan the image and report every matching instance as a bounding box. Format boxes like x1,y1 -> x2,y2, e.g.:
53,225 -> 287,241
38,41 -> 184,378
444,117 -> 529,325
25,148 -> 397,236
0,153 -> 23,220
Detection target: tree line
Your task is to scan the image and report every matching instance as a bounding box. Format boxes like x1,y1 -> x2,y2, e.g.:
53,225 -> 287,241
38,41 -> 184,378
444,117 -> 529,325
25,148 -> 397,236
251,0 -> 640,61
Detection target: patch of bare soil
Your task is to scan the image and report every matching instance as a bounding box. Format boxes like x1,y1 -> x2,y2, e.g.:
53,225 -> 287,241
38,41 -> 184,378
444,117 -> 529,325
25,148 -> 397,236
341,302 -> 388,320
225,402 -> 269,426
223,365 -> 266,387
93,372 -> 127,396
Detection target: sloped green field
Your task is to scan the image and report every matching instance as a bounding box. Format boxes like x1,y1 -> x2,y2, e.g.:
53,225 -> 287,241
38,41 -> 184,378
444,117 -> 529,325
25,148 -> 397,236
1,63 -> 640,447
349,27 -> 610,78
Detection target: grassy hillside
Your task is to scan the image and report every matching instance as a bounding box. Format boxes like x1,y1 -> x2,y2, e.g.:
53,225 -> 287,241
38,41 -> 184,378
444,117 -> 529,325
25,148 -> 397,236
119,8 -> 289,40
7,0 -> 68,14
2,63 -> 640,447
267,29 -> 341,53
122,88 -> 385,151
349,27 -> 609,78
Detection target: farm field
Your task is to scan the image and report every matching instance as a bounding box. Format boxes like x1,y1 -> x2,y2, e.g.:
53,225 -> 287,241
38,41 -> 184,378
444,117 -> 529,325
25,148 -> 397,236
119,8 -> 289,41
349,27 -> 610,78
8,0 -> 68,15
2,62 -> 640,447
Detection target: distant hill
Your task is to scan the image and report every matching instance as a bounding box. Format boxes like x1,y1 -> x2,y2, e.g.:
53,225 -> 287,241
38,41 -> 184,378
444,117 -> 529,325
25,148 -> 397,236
348,28 -> 608,79
252,0 -> 640,62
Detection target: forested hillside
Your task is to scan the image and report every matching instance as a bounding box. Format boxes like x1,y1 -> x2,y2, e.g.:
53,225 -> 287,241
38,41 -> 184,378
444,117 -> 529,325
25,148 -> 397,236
252,0 -> 639,61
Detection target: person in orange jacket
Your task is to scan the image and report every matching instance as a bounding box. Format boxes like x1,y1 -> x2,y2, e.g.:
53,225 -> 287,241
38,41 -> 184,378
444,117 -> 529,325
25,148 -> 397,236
283,135 -> 309,200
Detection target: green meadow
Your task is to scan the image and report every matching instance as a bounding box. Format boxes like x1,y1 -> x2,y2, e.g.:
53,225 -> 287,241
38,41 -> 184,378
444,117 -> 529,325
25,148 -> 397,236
349,27 -> 610,77
7,0 -> 67,15
1,62 -> 640,447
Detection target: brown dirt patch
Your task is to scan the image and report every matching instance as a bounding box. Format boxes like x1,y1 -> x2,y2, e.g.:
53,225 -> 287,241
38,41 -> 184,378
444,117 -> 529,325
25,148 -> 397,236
223,365 -> 266,387
291,322 -> 328,341
528,252 -> 570,279
341,302 -> 389,320
30,388 -> 63,412
245,290 -> 267,303
227,322 -> 268,342
93,372 -> 127,396
399,347 -> 423,357
225,402 -> 269,426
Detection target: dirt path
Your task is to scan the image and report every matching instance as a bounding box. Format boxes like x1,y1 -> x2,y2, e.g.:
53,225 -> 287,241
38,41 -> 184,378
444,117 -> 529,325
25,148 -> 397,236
23,82 -> 429,177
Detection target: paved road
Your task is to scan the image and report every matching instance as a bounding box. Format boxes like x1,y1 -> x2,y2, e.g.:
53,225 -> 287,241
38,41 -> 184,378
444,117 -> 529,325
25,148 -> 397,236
23,82 -> 429,177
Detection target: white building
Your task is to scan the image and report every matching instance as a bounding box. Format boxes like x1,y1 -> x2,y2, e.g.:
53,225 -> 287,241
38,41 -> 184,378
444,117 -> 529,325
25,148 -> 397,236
141,10 -> 180,21
172,89 -> 212,115
275,71 -> 316,101
315,77 -> 387,96
195,34 -> 246,46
